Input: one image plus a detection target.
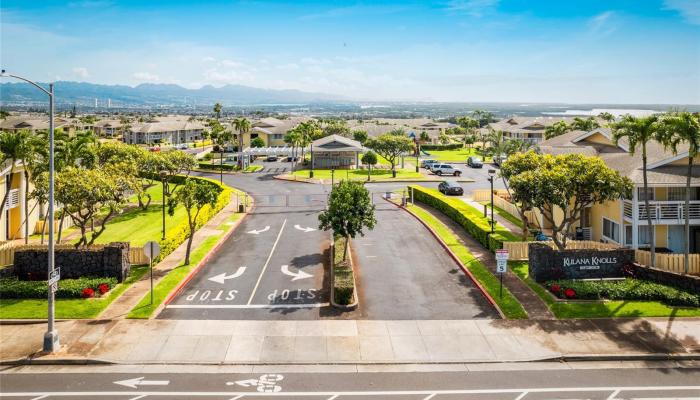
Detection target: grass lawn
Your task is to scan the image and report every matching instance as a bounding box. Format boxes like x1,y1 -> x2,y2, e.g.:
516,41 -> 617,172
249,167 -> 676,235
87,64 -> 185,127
292,168 -> 424,181
424,148 -> 490,162
509,261 -> 700,318
0,265 -> 148,319
88,204 -> 187,247
243,165 -> 262,173
406,203 -> 527,319
127,213 -> 242,319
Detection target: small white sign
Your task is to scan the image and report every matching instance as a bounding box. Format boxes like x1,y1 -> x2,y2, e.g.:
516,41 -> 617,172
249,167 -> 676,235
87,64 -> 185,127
496,260 -> 507,273
50,282 -> 58,293
495,249 -> 509,261
143,241 -> 161,260
48,268 -> 60,285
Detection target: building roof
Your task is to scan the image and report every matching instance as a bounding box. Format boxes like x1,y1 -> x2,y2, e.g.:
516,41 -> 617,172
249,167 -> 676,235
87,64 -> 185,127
311,134 -> 363,152
489,116 -> 573,135
539,128 -> 698,186
0,115 -> 71,131
129,119 -> 205,134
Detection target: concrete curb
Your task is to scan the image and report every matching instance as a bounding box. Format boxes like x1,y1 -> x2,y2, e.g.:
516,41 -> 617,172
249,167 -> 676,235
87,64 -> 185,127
384,198 -> 506,319
3,353 -> 699,366
160,196 -> 254,310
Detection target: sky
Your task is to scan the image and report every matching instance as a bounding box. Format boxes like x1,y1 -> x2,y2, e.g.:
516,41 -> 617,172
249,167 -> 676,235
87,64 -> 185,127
1,0 -> 699,104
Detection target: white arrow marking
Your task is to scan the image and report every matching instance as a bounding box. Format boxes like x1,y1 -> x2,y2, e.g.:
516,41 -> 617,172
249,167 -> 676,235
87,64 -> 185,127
281,264 -> 313,281
232,379 -> 259,387
208,267 -> 246,284
294,224 -> 316,233
113,377 -> 170,389
247,226 -> 270,235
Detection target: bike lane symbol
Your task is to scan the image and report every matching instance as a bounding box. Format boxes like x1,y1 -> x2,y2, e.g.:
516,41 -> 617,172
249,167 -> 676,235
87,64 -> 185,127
227,374 -> 284,393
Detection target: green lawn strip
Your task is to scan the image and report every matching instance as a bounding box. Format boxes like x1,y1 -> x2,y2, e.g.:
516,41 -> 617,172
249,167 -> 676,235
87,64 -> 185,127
88,205 -> 188,247
423,148 -> 491,162
406,204 -> 527,319
127,229 -> 229,319
292,168 -> 424,181
243,165 -> 262,173
509,261 -> 700,318
0,265 -> 148,319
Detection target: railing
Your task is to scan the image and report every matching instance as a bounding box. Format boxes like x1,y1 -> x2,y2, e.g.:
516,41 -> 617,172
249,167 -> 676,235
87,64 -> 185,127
635,250 -> 700,276
0,242 -> 148,267
503,240 -> 621,261
624,200 -> 700,223
471,189 -> 510,202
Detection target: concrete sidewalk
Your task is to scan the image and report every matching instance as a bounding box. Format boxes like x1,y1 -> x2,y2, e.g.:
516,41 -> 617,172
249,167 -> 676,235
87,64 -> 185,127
2,318 -> 697,364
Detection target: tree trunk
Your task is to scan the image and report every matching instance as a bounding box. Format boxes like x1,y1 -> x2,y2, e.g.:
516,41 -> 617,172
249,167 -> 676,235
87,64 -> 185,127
185,227 -> 195,265
40,213 -> 48,244
684,155 -> 693,274
392,163 -> 396,178
57,212 -> 66,243
642,152 -> 655,268
343,234 -> 349,261
367,164 -> 371,181
24,171 -> 30,244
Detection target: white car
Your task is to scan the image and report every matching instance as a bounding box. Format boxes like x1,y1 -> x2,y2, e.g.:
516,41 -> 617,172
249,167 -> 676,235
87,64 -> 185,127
432,164 -> 462,176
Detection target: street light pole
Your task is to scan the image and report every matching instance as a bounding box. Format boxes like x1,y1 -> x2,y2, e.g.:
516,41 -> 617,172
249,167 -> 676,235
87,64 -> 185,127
1,70 -> 59,352
159,170 -> 167,240
309,143 -> 314,178
415,139 -> 420,173
488,169 -> 496,234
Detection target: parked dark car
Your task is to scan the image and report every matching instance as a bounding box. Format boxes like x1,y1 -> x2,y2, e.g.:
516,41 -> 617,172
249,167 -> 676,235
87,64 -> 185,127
265,155 -> 279,162
285,156 -> 299,162
438,181 -> 464,196
467,156 -> 483,168
493,154 -> 508,166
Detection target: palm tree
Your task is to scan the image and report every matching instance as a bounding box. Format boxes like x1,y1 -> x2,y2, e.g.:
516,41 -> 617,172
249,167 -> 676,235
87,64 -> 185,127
213,103 -> 222,120
284,128 -> 301,171
232,117 -> 251,169
656,111 -> 700,274
598,112 -> 615,126
571,116 -> 600,132
611,115 -> 660,267
0,130 -> 33,226
19,133 -> 46,243
544,121 -> 571,139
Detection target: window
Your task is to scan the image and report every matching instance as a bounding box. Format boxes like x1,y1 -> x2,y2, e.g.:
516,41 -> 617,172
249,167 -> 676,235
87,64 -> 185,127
637,188 -> 654,201
272,134 -> 283,140
602,217 -> 620,243
638,225 -> 651,245
668,187 -> 698,201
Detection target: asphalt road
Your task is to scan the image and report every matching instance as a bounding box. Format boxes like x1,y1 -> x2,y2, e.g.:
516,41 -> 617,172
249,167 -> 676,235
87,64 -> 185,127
160,161 -> 499,320
2,365 -> 699,399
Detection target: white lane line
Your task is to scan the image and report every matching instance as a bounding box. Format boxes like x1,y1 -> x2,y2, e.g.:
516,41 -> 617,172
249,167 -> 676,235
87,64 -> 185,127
4,386 -> 700,397
30,396 -> 48,400
167,303 -> 329,309
514,392 -> 528,400
607,389 -> 620,400
230,396 -> 244,400
247,219 -> 287,305
423,394 -> 436,400
128,396 -> 146,400
327,396 -> 338,400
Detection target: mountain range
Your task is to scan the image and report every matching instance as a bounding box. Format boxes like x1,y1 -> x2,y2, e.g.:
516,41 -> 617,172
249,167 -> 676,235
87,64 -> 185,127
0,81 -> 343,106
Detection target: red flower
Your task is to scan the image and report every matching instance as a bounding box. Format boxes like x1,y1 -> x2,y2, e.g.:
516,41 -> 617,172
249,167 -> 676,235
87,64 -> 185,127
82,287 -> 95,299
564,288 -> 576,299
98,283 -> 110,295
550,284 -> 561,294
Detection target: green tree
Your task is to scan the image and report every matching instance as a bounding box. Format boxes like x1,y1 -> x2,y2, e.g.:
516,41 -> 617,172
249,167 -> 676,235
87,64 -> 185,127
656,111 -> 700,274
318,180 -> 376,260
213,102 -> 222,120
611,114 -> 660,266
284,128 -> 302,170
296,120 -> 322,165
456,116 -> 479,147
544,121 -> 571,140
571,116 -> 600,131
598,112 -> 615,126
0,130 -> 33,219
470,110 -> 495,128
508,152 -> 633,250
233,117 -> 251,168
500,151 -> 542,240
321,119 -> 351,137
251,137 -> 265,148
352,130 -> 368,144
419,131 -> 430,143
169,178 -> 221,265
365,133 -> 414,178
361,151 -> 378,181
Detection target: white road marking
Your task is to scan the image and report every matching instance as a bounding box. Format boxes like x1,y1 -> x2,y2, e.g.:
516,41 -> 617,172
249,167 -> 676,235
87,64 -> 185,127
4,386 -> 700,398
113,377 -> 170,388
294,224 -> 316,233
247,219 -> 287,305
423,394 -> 436,400
128,396 -> 146,400
514,392 -> 528,400
247,226 -> 270,235
167,303 -> 329,309
30,396 -> 48,400
281,264 -> 313,281
607,389 -> 620,400
208,267 -> 247,284
327,395 -> 339,400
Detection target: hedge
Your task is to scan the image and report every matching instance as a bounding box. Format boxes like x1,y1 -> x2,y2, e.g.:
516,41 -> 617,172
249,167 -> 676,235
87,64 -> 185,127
544,279 -> 699,307
333,236 -> 355,305
150,175 -> 231,263
0,277 -> 118,299
410,186 -> 519,251
198,161 -> 236,171
420,143 -> 463,151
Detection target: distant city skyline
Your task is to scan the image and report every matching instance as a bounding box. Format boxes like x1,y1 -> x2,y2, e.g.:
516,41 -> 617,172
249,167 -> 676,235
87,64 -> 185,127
1,0 -> 699,104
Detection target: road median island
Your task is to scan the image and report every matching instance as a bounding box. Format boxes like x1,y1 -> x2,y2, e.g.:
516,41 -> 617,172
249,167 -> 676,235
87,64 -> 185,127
330,234 -> 358,310
389,197 -> 527,319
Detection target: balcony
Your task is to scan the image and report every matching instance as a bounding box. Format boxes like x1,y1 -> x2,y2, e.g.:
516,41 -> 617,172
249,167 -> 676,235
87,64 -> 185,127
624,199 -> 700,224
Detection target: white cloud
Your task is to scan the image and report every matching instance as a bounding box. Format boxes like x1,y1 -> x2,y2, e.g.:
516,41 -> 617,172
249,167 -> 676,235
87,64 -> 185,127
132,72 -> 160,82
588,11 -> 616,36
72,67 -> 89,78
446,0 -> 499,17
663,0 -> 700,25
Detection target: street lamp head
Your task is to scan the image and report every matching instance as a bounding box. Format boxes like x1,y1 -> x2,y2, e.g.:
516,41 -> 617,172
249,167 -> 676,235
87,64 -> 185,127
159,170 -> 168,178
488,169 -> 496,177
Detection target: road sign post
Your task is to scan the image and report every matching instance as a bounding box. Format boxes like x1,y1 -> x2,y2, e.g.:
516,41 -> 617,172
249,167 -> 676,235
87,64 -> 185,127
143,241 -> 161,305
495,249 -> 509,298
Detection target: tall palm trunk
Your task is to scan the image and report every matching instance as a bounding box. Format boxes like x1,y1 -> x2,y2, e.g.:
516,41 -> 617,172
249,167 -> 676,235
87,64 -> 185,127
642,150 -> 655,268
683,155 -> 693,274
23,170 -> 30,244
0,162 -> 16,218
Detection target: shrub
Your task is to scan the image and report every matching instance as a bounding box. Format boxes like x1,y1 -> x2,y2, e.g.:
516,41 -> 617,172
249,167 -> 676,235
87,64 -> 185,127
544,279 -> 700,307
0,277 -> 118,299
82,287 -> 95,298
98,283 -> 110,295
198,161 -> 236,171
550,283 -> 561,294
333,236 -> 355,306
421,143 -> 463,151
410,186 -> 518,251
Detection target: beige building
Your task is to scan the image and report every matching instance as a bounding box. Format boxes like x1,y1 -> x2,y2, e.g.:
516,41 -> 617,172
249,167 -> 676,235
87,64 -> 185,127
539,127 -> 700,253
0,161 -> 42,242
0,115 -> 74,134
489,116 -> 572,143
123,116 -> 205,145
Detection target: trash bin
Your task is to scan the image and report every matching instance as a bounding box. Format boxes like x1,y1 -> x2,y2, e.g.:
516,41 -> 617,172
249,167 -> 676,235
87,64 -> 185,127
238,204 -> 245,213
385,192 -> 392,199
401,197 -> 407,207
